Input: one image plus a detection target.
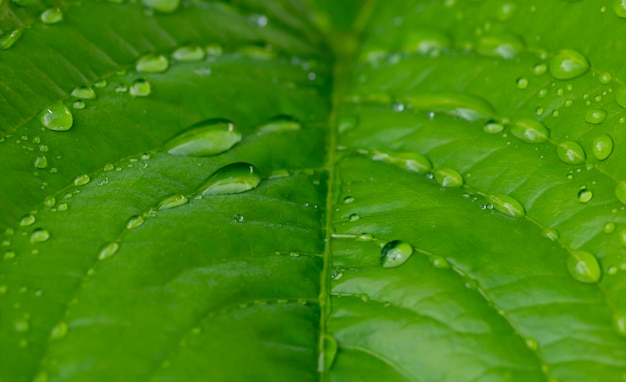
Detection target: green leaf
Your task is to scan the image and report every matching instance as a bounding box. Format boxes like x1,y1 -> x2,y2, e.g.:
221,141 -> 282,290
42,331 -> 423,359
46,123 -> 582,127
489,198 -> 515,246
1,0 -> 626,381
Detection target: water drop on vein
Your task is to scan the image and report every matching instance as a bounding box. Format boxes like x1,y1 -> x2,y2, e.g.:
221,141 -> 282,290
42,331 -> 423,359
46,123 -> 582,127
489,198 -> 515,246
126,215 -> 145,229
510,119 -> 549,143
434,168 -> 463,188
487,194 -> 525,217
542,228 -> 559,241
165,119 -> 241,156
136,54 -> 169,73
40,104 -> 73,132
317,334 -> 338,372
71,86 -> 96,100
41,8 -> 63,24
158,194 -> 188,210
74,174 -> 90,186
98,242 -> 120,260
592,134 -> 613,160
371,151 -> 432,174
430,255 -> 450,269
567,250 -> 602,284
172,45 -> 205,62
30,228 -> 50,243
200,163 -> 261,196
0,29 -> 22,50
50,322 -> 68,340
549,49 -> 590,80
257,116 -> 302,134
380,240 -> 414,268
130,79 -> 151,97
557,141 -> 586,164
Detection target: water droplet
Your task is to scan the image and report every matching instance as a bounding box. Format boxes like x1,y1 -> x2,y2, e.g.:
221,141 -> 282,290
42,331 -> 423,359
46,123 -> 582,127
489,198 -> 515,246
510,119 -> 549,143
476,33 -> 525,59
497,2 -> 517,20
525,337 -> 539,351
317,334 -> 338,372
129,79 -> 151,97
585,109 -> 607,124
557,141 -> 586,165
57,203 -> 68,212
205,43 -> 223,57
404,93 -> 496,122
257,115 -> 301,134
430,255 -> 451,269
33,372 -> 48,382
532,63 -> 548,75
71,86 -> 96,100
98,242 -> 120,260
614,312 -> 626,336
40,104 -> 73,131
600,71 -> 613,84
516,77 -> 529,89
41,8 -> 63,24
72,100 -> 85,109
577,188 -> 593,203
14,319 -> 30,333
542,228 -> 560,241
73,174 -> 90,186
19,215 -> 36,227
348,213 -> 360,222
126,215 -> 145,229
549,49 -> 590,80
165,119 -> 241,157
142,0 -> 180,13
615,181 -> 626,205
0,285 -> 6,295
4,251 -> 16,260
603,222 -> 616,234
380,240 -> 414,268
608,266 -> 619,275
434,168 -> 463,188
158,194 -> 188,210
488,194 -> 525,217
172,45 -> 205,62
50,322 -> 68,340
567,250 -> 602,284
0,29 -> 22,50
343,196 -> 355,204
592,134 -> 613,161
614,0 -> 626,18
136,54 -> 169,73
403,29 -> 451,56
30,229 -> 50,243
200,163 -> 261,196
94,80 -> 107,88
483,121 -> 504,134
371,151 -> 432,174
44,196 -> 56,208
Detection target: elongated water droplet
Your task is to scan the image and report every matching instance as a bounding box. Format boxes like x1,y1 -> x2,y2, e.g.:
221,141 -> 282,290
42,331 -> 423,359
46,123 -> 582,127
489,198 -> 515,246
200,163 -> 261,196
434,168 -> 463,188
41,8 -> 63,24
126,215 -> 145,229
20,215 -> 36,227
476,33 -> 525,59
488,194 -> 525,217
73,174 -> 90,186
614,312 -> 626,336
577,188 -> 593,203
34,156 -> 48,169
258,116 -> 301,134
557,141 -> 586,164
71,86 -> 96,100
142,0 -> 180,13
403,29 -> 451,56
50,322 -> 68,340
380,240 -> 414,268
615,181 -> 626,205
98,242 -> 120,260
592,134 -> 613,160
549,49 -> 590,80
317,334 -> 338,372
172,45 -> 205,61
371,151 -> 432,174
403,93 -> 496,122
136,54 -> 169,73
585,109 -> 607,124
483,121 -> 504,134
532,63 -> 547,75
510,119 -> 549,143
567,250 -> 602,284
40,104 -> 73,131
30,228 -> 50,243
165,119 -> 241,157
158,194 -> 188,210
430,255 -> 451,269
542,228 -> 559,241
130,79 -> 151,97
0,29 -> 22,50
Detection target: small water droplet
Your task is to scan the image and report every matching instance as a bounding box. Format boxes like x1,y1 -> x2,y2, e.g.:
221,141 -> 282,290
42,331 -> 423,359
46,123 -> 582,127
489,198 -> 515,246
549,49 -> 590,80
603,222 -> 616,234
317,334 -> 338,372
567,250 -> 602,284
608,266 -> 619,275
158,194 -> 188,210
136,54 -> 169,73
614,312 -> 626,336
371,151 -> 432,174
73,174 -> 90,186
516,77 -> 529,89
430,255 -> 451,269
488,194 -> 525,217
200,163 -> 261,196
592,134 -> 613,161
585,109 -> 607,124
142,0 -> 181,13
126,215 -> 145,229
257,115 -> 301,134
615,181 -> 626,205
542,228 -> 560,241
41,8 -> 63,24
57,203 -> 68,212
71,86 -> 96,100
33,155 -> 48,169
14,319 -> 30,333
380,240 -> 414,268
4,251 -> 16,260
19,215 -> 36,227
44,196 -> 56,208
50,322 -> 68,340
40,104 -> 73,131
434,168 -> 463,188
525,337 -> 539,351
577,188 -> 593,203
72,100 -> 85,109
343,196 -> 355,204
600,71 -> 613,84
403,29 -> 451,56
234,214 -> 244,223
98,242 -> 120,260
165,119 -> 241,156
557,141 -> 586,164
33,372 -> 48,382
510,119 -> 549,143
30,229 -> 50,243
483,121 -> 504,134
172,45 -> 205,61
130,79 -> 151,97
476,32 -> 525,59
348,213 -> 360,222
0,29 -> 22,50
532,63 -> 547,75
94,80 -> 107,88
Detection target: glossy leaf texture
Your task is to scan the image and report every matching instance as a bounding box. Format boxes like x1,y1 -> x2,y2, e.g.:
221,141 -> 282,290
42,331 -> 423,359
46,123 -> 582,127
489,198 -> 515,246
1,0 -> 626,381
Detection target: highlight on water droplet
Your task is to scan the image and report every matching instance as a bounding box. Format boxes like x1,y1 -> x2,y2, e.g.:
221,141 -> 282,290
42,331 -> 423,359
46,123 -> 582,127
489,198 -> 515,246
126,215 -> 145,229
158,194 -> 189,210
73,174 -> 90,186
380,240 -> 414,268
483,121 -> 504,134
487,194 -> 525,217
41,8 -> 63,24
603,222 -> 616,234
98,242 -> 120,260
542,228 -> 560,241
142,0 -> 181,13
130,79 -> 151,97
200,163 -> 261,196
510,119 -> 549,143
430,255 -> 451,269
434,168 -> 463,188
371,150 -> 432,174
30,228 -> 50,243
317,334 -> 338,372
567,250 -> 602,284
71,86 -> 96,100
577,188 -> 593,203
549,49 -> 590,80
165,118 -> 241,157
136,54 -> 169,73
34,156 -> 48,169
614,312 -> 626,336
585,109 -> 607,124
19,215 -> 36,227
516,77 -> 529,89
402,29 -> 451,56
0,29 -> 22,50
476,32 -> 525,59
557,141 -> 586,165
40,104 -> 73,131
615,181 -> 626,205
14,319 -> 30,333
50,322 -> 68,340
403,93 -> 496,122
592,134 -> 613,161
172,45 -> 205,61
532,63 -> 548,76
257,115 -> 302,134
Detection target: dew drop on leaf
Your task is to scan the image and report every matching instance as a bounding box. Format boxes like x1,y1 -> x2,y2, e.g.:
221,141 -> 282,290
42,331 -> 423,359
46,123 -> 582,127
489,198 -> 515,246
603,222 -> 616,234
525,337 -> 539,351
257,115 -> 302,134
40,104 -> 73,132
577,188 -> 593,203
510,119 -> 549,143
592,134 -> 613,160
130,79 -> 151,97
50,322 -> 68,340
142,0 -> 180,13
14,319 -> 30,333
73,174 -> 90,186
403,29 -> 451,56
434,168 -> 463,188
34,156 -> 48,169
136,54 -> 169,73
71,86 -> 96,100
19,215 -> 36,227
430,255 -> 451,269
0,29 -> 22,50
380,240 -> 414,268
567,250 -> 602,284
126,215 -> 145,229
483,121 -> 504,134
599,71 -> 613,84
476,32 -> 525,59
371,151 -> 432,174
516,77 -> 529,89
30,228 -> 50,243
488,194 -> 525,217
172,45 -> 205,62
549,49 -> 590,80
542,228 -> 560,241
4,251 -> 16,260
200,163 -> 261,196
614,312 -> 626,336
557,141 -> 586,164
585,109 -> 607,124
40,8 -> 63,24
165,119 -> 241,157
98,242 -> 120,260
532,63 -> 547,75
158,194 -> 188,210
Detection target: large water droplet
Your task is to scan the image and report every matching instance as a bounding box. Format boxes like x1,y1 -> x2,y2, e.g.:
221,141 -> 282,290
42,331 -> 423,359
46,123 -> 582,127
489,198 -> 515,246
71,86 -> 96,100
158,194 -> 188,210
73,174 -> 90,186
98,242 -> 120,260
476,33 -> 525,59
165,119 -> 241,157
614,0 -> 626,18
403,29 -> 451,56
488,194 -> 525,217
41,8 -> 63,24
317,334 -> 338,372
557,141 -> 586,164
40,104 -> 73,131
592,134 -> 613,161
510,119 -> 549,143
585,109 -> 607,124
200,163 -> 261,196
615,181 -> 626,205
0,29 -> 22,50
142,0 -> 180,13
371,151 -> 432,174
549,49 -> 590,80
567,250 -> 602,284
30,229 -> 50,243
380,240 -> 414,268
136,54 -> 169,73
257,116 -> 302,134
577,188 -> 593,203
172,45 -> 205,61
50,322 -> 68,340
129,79 -> 151,97
434,168 -> 463,187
